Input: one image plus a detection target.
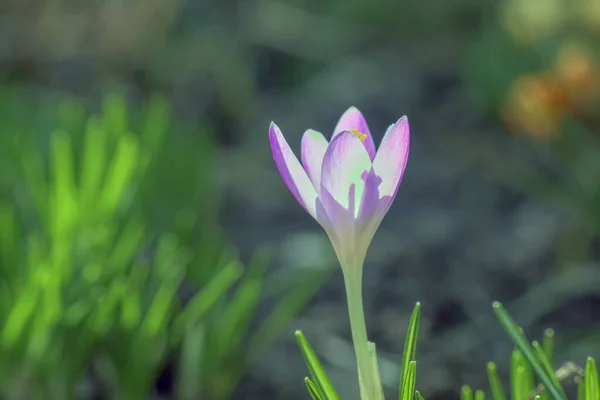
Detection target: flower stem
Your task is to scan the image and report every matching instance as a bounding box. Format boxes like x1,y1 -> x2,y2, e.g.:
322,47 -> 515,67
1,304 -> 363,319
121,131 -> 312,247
343,268 -> 379,400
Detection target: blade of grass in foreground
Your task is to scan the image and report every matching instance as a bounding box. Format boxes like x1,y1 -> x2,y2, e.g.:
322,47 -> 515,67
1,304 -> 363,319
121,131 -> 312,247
461,385 -> 473,400
399,303 -> 421,399
400,361 -> 417,400
585,357 -> 599,400
296,331 -> 339,400
487,362 -> 507,400
305,377 -> 325,400
493,302 -> 566,400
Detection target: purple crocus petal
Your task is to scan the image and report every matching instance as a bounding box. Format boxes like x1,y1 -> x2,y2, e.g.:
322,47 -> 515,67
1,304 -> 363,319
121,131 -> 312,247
373,116 -> 410,203
332,107 -> 377,161
319,184 -> 357,266
356,168 -> 388,248
357,168 -> 383,222
320,131 -> 372,212
301,129 -> 329,191
269,122 -> 319,218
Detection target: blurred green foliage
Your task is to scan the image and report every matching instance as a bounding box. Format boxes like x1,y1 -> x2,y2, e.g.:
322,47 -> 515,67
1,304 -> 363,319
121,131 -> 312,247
464,0 -> 600,268
464,303 -> 599,400
0,89 -> 325,399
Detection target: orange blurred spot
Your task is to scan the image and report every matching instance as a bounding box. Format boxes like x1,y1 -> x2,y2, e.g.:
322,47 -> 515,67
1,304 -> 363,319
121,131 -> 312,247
554,42 -> 600,106
502,74 -> 571,139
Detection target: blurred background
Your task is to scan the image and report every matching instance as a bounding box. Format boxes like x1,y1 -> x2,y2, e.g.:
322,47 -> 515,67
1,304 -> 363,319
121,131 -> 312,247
0,0 -> 599,399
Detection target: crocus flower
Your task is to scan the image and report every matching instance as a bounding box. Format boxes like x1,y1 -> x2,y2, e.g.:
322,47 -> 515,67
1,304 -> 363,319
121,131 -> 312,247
269,107 -> 410,271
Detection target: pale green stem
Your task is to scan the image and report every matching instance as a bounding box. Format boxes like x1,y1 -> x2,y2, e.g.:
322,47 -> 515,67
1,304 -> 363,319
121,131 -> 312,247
343,266 -> 378,400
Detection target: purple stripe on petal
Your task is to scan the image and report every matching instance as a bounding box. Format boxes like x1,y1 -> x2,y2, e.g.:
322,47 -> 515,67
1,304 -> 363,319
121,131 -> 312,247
320,131 -> 372,211
373,116 -> 410,199
356,168 -> 389,248
332,107 -> 377,161
357,168 -> 383,222
269,122 -> 319,218
301,129 -> 329,192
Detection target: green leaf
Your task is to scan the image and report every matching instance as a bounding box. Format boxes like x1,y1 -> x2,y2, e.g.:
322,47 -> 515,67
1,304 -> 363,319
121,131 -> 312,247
399,302 -> 421,399
579,376 -> 586,400
475,390 -> 486,400
0,203 -> 17,289
461,385 -> 473,400
80,116 -> 107,208
400,361 -> 417,400
415,391 -> 425,400
305,377 -> 325,400
177,324 -> 206,400
487,362 -> 507,400
108,216 -> 145,274
248,270 -> 328,359
172,260 -> 242,341
140,275 -> 183,337
2,284 -> 40,345
141,95 -> 169,156
49,129 -> 78,277
493,302 -> 566,400
120,284 -> 142,330
542,329 -> 554,368
216,277 -> 261,358
532,341 -> 566,399
102,93 -> 128,137
99,134 -> 140,215
585,357 -> 599,400
511,358 -> 528,400
214,249 -> 271,360
20,144 -> 47,221
295,330 -> 339,400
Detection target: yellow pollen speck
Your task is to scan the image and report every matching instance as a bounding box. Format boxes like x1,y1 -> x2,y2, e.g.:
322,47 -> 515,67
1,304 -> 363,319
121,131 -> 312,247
349,129 -> 367,142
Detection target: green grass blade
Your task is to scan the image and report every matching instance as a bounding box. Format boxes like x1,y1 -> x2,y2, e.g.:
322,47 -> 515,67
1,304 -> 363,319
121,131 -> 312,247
542,329 -> 554,366
20,145 -> 48,221
248,270 -> 327,360
579,376 -> 586,400
305,377 -> 325,400
120,285 -> 142,330
532,341 -> 566,399
461,385 -> 473,400
475,390 -> 486,400
172,260 -> 242,340
177,324 -> 205,400
585,357 -> 599,400
400,302 -> 421,399
415,391 -> 425,400
401,361 -> 417,400
513,364 -> 528,400
99,134 -> 139,215
108,216 -> 145,274
493,302 -> 566,400
212,249 -> 269,360
487,362 -> 507,400
2,285 -> 40,345
0,203 -> 17,289
295,330 -> 339,400
216,277 -> 261,358
80,116 -> 107,208
140,276 -> 183,337
103,93 -> 128,137
141,95 -> 169,155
